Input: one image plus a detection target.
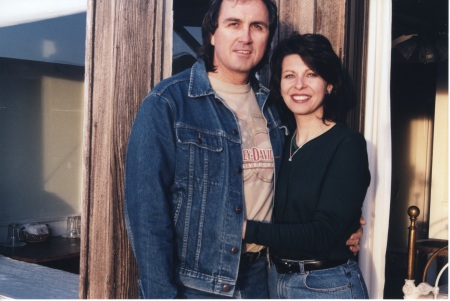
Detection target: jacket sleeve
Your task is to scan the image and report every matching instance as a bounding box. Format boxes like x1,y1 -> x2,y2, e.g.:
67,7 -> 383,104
244,134 -> 370,254
124,93 -> 178,298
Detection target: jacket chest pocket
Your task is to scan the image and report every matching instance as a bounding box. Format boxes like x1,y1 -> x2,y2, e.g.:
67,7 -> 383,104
176,127 -> 223,152
175,127 -> 226,182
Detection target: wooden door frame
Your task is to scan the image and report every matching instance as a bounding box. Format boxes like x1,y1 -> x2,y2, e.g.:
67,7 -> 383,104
343,0 -> 369,132
80,0 -> 172,298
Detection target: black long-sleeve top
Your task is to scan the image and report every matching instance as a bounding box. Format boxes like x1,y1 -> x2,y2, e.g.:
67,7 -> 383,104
244,123 -> 370,261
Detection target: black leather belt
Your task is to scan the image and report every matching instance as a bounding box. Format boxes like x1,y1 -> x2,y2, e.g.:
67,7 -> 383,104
239,248 -> 267,269
270,254 -> 347,274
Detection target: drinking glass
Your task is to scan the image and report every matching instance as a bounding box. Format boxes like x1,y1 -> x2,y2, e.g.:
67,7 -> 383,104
66,216 -> 81,238
4,223 -> 26,247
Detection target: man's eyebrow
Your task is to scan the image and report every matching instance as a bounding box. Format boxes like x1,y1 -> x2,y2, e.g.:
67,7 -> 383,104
222,18 -> 269,28
223,17 -> 241,23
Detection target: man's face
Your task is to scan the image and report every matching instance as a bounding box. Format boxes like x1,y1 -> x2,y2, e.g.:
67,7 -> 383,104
209,0 -> 270,84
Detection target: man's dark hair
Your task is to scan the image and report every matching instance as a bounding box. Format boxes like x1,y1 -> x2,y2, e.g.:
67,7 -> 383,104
269,32 -> 345,123
198,0 -> 278,73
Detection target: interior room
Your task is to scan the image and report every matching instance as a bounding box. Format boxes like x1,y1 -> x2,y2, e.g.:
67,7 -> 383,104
384,0 -> 448,298
0,2 -> 87,298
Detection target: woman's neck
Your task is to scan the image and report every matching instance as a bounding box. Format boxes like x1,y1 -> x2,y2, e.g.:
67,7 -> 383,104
294,117 -> 336,147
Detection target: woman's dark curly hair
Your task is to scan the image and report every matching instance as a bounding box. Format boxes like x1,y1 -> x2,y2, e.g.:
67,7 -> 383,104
198,0 -> 278,73
269,32 -> 345,124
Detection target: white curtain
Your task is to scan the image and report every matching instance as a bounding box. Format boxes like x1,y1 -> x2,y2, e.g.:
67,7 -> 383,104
359,1 -> 392,299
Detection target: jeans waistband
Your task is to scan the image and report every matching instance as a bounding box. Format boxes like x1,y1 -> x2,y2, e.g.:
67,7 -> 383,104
270,254 -> 347,274
239,248 -> 267,269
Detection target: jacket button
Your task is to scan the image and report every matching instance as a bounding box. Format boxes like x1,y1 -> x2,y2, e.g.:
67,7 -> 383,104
232,129 -> 239,135
223,285 -> 230,292
235,167 -> 242,173
231,247 -> 239,254
235,207 -> 242,213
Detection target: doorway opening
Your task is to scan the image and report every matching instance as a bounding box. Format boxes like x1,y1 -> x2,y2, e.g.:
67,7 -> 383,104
384,0 -> 448,298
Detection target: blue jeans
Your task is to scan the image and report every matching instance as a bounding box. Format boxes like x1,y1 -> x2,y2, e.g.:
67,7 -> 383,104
268,260 -> 368,299
178,255 -> 269,299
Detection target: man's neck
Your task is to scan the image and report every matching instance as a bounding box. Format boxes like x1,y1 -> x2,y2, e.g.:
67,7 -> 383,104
208,71 -> 250,85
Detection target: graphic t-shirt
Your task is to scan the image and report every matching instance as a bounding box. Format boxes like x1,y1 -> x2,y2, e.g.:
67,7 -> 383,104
209,76 -> 274,252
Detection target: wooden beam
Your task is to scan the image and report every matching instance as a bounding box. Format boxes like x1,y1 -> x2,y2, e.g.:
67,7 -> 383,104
80,0 -> 172,298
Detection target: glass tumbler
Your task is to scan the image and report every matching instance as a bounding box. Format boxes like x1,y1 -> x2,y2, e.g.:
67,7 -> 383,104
5,223 -> 26,247
66,216 -> 81,238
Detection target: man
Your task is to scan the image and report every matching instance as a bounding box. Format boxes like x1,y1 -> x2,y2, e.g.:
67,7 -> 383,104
124,0 -> 361,298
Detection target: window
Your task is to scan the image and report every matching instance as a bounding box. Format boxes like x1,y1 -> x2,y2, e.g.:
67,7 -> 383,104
0,5 -> 86,239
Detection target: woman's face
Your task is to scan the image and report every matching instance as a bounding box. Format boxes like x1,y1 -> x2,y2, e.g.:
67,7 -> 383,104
280,54 -> 332,119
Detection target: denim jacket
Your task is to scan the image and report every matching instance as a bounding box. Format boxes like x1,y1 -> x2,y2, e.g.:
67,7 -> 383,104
124,60 -> 287,298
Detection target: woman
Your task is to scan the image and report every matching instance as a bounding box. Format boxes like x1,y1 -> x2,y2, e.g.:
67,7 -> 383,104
243,33 -> 370,299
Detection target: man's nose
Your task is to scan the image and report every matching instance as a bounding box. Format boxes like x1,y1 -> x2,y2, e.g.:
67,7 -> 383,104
239,27 -> 253,43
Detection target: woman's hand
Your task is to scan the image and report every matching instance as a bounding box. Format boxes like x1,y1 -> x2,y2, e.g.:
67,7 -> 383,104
346,216 -> 366,255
